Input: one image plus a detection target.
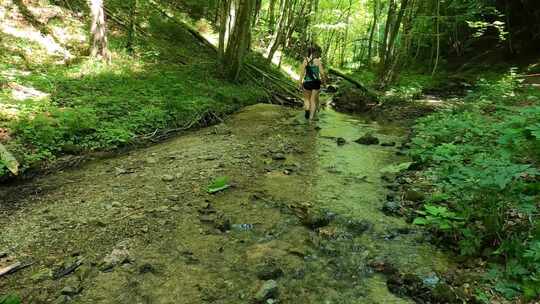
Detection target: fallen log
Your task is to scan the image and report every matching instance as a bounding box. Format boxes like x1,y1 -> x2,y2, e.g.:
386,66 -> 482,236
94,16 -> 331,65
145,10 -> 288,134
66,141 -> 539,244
53,258 -> 84,279
328,68 -> 369,93
0,261 -> 33,277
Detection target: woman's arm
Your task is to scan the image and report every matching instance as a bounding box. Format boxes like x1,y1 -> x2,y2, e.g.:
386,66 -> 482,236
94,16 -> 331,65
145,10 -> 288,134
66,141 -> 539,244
316,59 -> 327,84
298,59 -> 307,88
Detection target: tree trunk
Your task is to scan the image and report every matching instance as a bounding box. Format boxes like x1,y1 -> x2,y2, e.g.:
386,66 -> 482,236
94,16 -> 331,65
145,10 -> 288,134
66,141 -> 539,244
253,0 -> 262,27
89,0 -> 110,62
379,0 -> 396,65
218,0 -> 231,61
378,0 -> 409,87
224,0 -> 255,81
367,0 -> 379,63
265,0 -> 290,63
431,0 -> 440,76
268,0 -> 277,33
126,0 -> 137,54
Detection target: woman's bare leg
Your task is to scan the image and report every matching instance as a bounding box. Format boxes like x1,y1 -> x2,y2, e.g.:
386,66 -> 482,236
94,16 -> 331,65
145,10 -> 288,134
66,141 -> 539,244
309,89 -> 319,120
303,90 -> 311,111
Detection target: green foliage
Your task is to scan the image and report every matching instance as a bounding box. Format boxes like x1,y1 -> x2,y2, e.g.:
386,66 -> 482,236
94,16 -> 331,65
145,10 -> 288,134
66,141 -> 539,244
413,204 -> 464,231
410,72 -> 540,300
0,294 -> 21,304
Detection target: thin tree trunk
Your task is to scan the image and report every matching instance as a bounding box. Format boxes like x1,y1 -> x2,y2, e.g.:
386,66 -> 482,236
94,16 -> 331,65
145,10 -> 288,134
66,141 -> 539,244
431,0 -> 440,76
89,0 -> 110,62
126,0 -> 137,54
367,0 -> 379,63
265,0 -> 290,63
379,0 -> 396,66
218,0 -> 230,61
268,0 -> 277,33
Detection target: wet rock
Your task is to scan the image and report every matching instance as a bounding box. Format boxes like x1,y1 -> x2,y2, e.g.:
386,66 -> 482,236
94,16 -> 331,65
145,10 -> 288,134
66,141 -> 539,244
422,273 -> 440,288
167,195 -> 180,202
53,258 -> 84,279
198,208 -> 231,233
325,85 -> 338,93
161,174 -> 175,182
368,259 -> 399,275
336,137 -> 347,146
272,153 -> 286,160
386,191 -> 398,200
345,219 -> 372,235
254,280 -> 278,302
332,87 -> 377,113
300,209 -> 334,229
139,263 -> 156,274
355,134 -> 379,145
53,295 -> 71,304
380,141 -> 396,147
385,183 -> 400,191
432,283 -> 460,303
256,262 -> 284,280
382,201 -> 402,216
100,242 -> 132,272
387,273 -> 425,297
61,285 -> 82,296
404,189 -> 425,202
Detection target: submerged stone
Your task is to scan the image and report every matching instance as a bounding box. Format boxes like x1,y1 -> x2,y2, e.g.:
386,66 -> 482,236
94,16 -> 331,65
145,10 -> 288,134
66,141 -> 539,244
355,134 -> 379,145
404,189 -> 425,202
254,280 -> 278,302
256,262 -> 284,280
382,201 -> 402,216
345,219 -> 372,235
300,209 -> 334,229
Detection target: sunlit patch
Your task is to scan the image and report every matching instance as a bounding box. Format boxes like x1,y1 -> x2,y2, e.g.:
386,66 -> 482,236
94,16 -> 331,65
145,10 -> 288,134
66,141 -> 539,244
0,69 -> 32,81
0,23 -> 72,59
7,82 -> 49,101
0,103 -> 20,120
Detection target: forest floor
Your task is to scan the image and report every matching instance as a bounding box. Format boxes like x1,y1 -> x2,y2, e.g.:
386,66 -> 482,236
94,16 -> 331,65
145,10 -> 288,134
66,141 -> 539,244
0,102 -> 459,303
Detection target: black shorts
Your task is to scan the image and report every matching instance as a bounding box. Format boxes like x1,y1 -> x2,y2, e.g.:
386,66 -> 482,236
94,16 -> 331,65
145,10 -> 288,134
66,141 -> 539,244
303,80 -> 321,91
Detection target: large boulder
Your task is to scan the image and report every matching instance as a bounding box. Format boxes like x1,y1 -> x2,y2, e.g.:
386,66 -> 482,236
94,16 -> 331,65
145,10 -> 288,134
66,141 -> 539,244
332,86 -> 378,113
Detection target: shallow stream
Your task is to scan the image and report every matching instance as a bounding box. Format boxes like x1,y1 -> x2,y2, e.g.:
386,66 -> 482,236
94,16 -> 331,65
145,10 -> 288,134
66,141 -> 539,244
0,104 -> 452,303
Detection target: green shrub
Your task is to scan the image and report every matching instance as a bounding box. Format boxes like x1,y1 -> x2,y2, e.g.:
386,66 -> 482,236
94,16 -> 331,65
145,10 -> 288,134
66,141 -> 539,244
410,72 -> 540,301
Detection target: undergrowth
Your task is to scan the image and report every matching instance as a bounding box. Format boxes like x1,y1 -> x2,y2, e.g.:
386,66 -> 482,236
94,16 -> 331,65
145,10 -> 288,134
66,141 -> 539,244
409,71 -> 540,301
0,2 -> 270,177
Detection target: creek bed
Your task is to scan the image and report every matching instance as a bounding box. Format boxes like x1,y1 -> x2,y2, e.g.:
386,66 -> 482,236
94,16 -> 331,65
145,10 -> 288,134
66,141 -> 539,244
0,104 -> 453,303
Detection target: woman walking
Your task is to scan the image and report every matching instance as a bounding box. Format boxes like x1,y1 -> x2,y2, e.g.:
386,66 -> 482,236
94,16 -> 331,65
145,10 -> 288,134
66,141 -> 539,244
298,44 -> 326,121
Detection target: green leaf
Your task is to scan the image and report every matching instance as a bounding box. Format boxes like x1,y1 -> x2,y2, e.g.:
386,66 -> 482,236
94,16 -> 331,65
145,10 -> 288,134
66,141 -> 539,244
207,176 -> 230,194
413,217 -> 428,225
0,294 -> 21,304
0,143 -> 19,175
379,162 -> 413,174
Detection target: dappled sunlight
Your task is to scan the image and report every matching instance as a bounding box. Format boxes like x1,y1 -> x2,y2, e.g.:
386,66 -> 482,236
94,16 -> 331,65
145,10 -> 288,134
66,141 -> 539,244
0,0 -> 87,63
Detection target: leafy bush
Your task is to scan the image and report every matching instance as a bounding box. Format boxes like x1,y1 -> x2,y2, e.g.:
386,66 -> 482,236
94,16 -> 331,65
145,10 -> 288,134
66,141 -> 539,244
410,72 -> 540,300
